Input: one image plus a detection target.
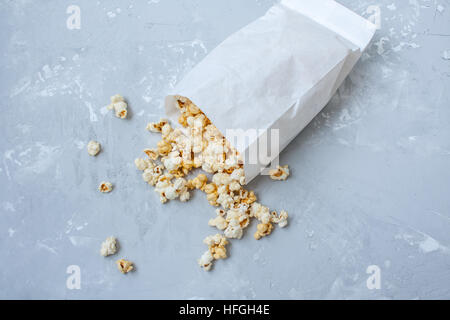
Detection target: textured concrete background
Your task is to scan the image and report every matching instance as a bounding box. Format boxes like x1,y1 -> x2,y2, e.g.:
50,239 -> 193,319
1,0 -> 449,299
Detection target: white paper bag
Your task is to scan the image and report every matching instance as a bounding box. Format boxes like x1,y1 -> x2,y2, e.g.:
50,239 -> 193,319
165,0 -> 376,184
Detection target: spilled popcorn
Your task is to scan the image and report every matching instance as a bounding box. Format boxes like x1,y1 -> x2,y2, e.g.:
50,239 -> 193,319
135,96 -> 289,271
87,140 -> 101,156
98,181 -> 113,193
100,236 -> 117,256
116,259 -> 134,274
107,94 -> 128,119
269,165 -> 290,181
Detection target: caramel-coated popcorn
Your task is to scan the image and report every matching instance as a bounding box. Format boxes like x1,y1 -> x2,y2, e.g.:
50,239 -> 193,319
107,94 -> 128,119
269,165 -> 290,181
116,259 -> 134,274
98,181 -> 113,193
135,96 -> 289,270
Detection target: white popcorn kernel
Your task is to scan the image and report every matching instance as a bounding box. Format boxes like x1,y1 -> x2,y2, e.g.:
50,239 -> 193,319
116,259 -> 134,274
107,94 -> 128,119
229,180 -> 241,192
179,190 -> 190,202
224,223 -> 243,239
161,123 -> 172,137
164,185 -> 178,200
269,165 -> 290,181
250,202 -> 271,223
146,119 -> 169,133
272,210 -> 289,228
198,250 -> 213,271
217,192 -> 234,209
100,236 -> 117,256
135,158 -> 152,171
99,181 -> 113,193
87,140 -> 101,156
208,215 -> 228,230
212,172 -> 231,186
143,148 -> 159,160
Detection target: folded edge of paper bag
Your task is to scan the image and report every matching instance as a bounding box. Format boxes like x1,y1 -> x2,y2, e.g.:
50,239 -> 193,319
165,0 -> 376,184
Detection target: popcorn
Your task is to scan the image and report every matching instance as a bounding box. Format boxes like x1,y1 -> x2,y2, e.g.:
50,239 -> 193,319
116,259 -> 134,274
135,158 -> 154,171
161,151 -> 183,172
100,236 -> 117,256
254,222 -> 273,240
203,183 -> 217,194
199,234 -> 229,271
87,140 -> 101,156
154,176 -> 190,203
198,250 -> 214,271
217,192 -> 234,209
136,96 -> 290,270
223,207 -> 250,239
269,165 -> 290,181
142,164 -> 163,186
107,94 -> 128,119
189,174 -> 208,190
208,215 -> 228,230
146,119 -> 169,133
206,192 -> 219,206
143,148 -> 159,161
157,139 -> 172,156
250,202 -> 271,223
98,181 -> 113,193
271,210 -> 288,228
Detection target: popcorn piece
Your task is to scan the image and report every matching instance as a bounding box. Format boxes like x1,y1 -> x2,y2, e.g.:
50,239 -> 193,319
208,215 -> 228,230
134,158 -> 154,171
162,151 -> 182,172
223,207 -> 250,239
107,94 -> 128,119
116,259 -> 134,274
203,183 -> 217,194
157,139 -> 172,156
198,250 -> 213,271
100,236 -> 117,256
254,222 -> 273,240
98,181 -> 113,193
271,210 -> 289,228
269,165 -> 290,181
146,119 -> 169,133
143,148 -> 159,161
204,234 -> 229,260
250,202 -> 271,223
190,174 -> 208,190
87,140 -> 101,156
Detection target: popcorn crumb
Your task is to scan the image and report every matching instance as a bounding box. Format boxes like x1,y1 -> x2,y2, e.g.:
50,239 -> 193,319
98,181 -> 113,193
116,259 -> 134,274
100,236 -> 117,256
254,222 -> 273,240
87,140 -> 101,156
107,94 -> 128,119
269,165 -> 290,180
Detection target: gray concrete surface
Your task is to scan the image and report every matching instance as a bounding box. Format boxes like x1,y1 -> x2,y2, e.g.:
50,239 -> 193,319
1,0 -> 449,299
